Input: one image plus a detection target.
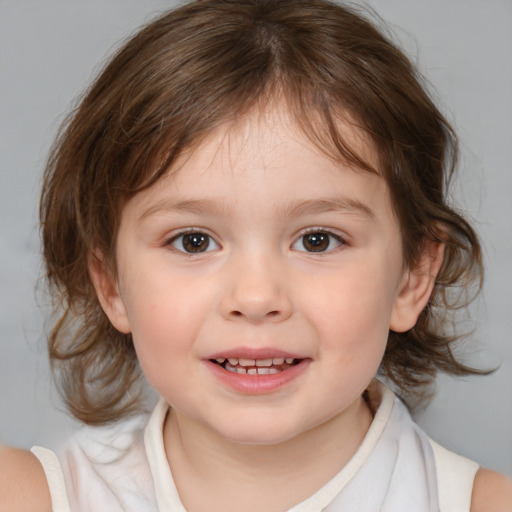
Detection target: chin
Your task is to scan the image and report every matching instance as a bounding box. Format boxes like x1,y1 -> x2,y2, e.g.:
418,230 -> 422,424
209,417 -> 304,446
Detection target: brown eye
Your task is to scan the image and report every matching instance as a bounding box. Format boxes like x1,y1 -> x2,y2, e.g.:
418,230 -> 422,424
171,232 -> 218,253
293,231 -> 343,253
302,233 -> 329,252
183,233 -> 209,252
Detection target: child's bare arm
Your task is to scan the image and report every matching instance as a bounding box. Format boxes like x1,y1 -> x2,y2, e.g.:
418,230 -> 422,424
0,446 -> 52,512
472,468 -> 512,512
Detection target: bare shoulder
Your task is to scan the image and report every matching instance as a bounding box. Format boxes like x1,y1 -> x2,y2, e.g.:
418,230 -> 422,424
0,445 -> 52,512
471,467 -> 512,512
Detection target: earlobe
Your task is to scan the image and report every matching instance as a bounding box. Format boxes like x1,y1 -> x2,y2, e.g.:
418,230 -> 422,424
390,241 -> 444,333
89,251 -> 131,334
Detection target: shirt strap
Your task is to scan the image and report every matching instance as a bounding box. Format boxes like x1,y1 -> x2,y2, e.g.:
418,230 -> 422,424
31,446 -> 71,512
429,439 -> 479,512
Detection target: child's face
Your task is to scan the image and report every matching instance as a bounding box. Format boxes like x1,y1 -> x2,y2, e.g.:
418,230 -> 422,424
99,107 -> 417,445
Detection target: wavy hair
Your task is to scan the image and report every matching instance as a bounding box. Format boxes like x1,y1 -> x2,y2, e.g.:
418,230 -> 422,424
40,0 -> 484,424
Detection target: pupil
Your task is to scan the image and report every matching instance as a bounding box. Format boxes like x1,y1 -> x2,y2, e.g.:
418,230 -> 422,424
183,233 -> 209,252
303,233 -> 329,252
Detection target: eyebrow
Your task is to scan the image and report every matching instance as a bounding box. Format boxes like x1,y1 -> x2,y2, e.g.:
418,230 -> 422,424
276,197 -> 376,220
140,198 -> 233,220
140,196 -> 375,221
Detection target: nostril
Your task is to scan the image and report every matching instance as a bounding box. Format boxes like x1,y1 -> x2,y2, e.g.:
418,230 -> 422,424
229,309 -> 283,320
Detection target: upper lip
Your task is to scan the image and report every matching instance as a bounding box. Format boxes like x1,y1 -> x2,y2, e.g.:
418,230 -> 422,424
206,347 -> 306,360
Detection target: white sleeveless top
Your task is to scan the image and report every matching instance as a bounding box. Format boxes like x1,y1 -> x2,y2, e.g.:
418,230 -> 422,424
32,383 -> 479,512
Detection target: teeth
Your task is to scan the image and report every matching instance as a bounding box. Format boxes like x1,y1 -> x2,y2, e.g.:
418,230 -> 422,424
255,358 -> 272,367
225,363 -> 237,373
223,362 -> 285,375
217,356 -> 299,374
253,367 -> 282,375
220,357 -> 295,366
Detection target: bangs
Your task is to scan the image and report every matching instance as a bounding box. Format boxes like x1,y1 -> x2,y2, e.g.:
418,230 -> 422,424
118,80 -> 381,205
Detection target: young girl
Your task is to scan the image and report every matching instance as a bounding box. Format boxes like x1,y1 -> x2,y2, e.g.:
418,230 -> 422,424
1,0 -> 511,510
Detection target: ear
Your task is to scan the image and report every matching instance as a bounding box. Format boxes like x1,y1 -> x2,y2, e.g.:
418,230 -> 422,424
89,251 -> 131,334
390,240 -> 444,333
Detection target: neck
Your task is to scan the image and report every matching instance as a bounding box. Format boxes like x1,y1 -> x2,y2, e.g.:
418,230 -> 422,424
163,396 -> 373,512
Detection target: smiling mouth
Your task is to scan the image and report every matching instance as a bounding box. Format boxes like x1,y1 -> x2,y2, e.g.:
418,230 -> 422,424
210,357 -> 301,375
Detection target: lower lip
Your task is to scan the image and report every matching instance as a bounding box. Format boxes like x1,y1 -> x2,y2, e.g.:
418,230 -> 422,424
205,359 -> 310,394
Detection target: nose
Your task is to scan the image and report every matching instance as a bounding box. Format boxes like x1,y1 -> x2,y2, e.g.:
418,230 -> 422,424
218,253 -> 293,324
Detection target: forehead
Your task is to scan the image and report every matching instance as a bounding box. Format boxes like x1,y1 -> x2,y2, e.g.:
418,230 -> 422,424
170,105 -> 380,182
126,105 -> 394,226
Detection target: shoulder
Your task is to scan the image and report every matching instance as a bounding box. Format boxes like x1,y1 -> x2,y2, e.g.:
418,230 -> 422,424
0,445 -> 52,512
471,468 -> 512,512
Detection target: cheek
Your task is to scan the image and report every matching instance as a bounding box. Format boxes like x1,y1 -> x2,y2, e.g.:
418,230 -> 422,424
309,268 -> 398,332
120,269 -> 216,363
128,299 -> 201,355
300,260 -> 399,371
127,296 -> 198,399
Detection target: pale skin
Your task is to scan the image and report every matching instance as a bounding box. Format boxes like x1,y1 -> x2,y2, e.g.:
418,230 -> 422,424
1,107 -> 511,511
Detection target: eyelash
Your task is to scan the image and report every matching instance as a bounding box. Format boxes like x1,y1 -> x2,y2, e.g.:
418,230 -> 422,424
166,228 -> 346,255
166,230 -> 220,254
292,228 -> 346,253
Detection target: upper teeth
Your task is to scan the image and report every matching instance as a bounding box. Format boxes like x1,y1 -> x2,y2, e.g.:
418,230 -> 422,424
215,357 -> 295,366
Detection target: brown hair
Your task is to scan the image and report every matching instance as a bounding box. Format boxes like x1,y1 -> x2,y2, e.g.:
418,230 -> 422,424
40,0 -> 484,424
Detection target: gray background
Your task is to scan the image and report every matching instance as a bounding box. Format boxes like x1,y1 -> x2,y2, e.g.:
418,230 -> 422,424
1,0 -> 511,475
